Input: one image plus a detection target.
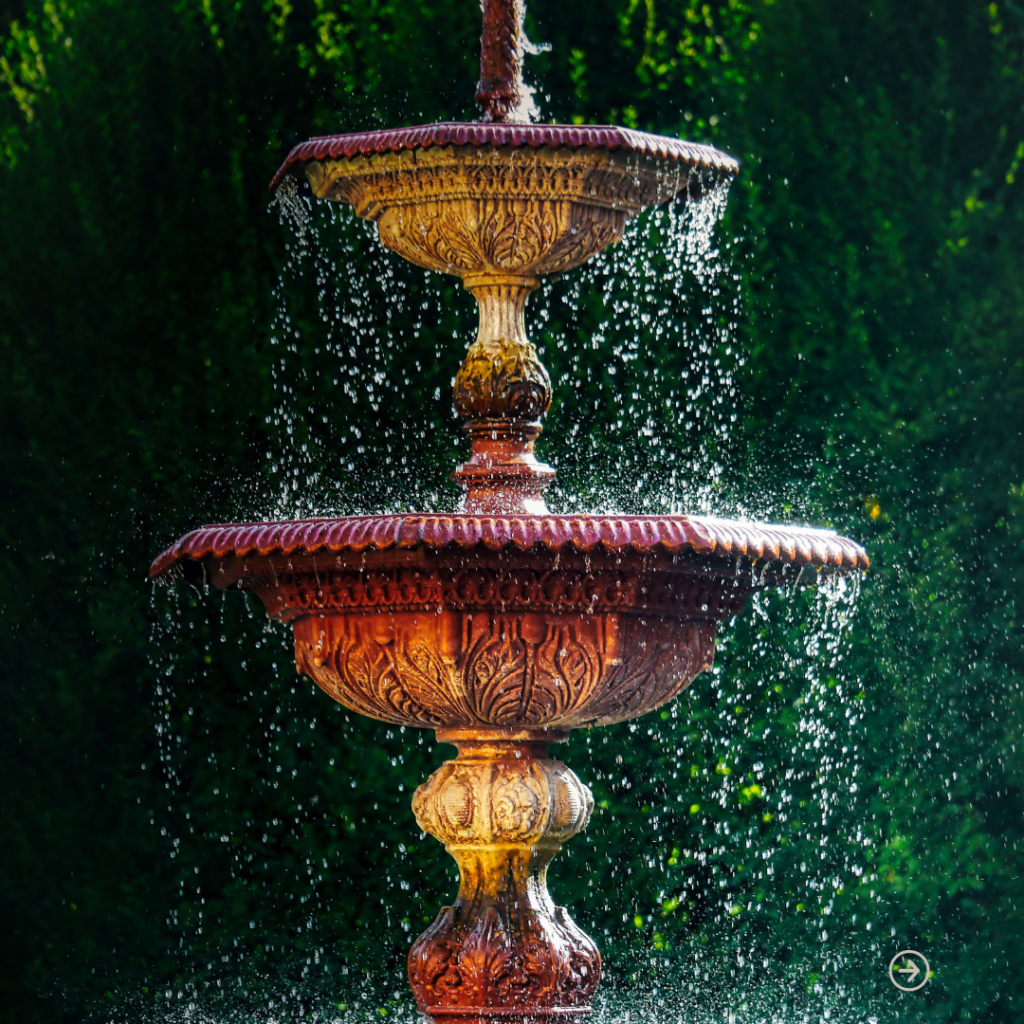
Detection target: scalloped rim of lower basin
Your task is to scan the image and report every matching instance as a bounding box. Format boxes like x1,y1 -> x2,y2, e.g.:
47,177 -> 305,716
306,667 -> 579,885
149,512 -> 868,581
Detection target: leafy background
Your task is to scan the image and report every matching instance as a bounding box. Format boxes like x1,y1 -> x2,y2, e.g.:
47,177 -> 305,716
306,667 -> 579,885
1,0 -> 1022,1022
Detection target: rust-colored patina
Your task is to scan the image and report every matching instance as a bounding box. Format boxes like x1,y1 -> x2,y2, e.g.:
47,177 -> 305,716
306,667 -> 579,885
410,733 -> 599,1024
155,515 -> 865,731
151,2 -> 867,1020
269,122 -> 738,191
287,138 -> 734,516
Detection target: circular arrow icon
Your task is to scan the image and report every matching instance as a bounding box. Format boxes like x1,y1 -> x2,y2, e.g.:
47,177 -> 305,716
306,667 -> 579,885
889,949 -> 930,992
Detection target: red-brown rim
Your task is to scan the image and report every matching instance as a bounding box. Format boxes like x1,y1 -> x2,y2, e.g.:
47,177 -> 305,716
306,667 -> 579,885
149,513 -> 868,580
269,122 -> 740,192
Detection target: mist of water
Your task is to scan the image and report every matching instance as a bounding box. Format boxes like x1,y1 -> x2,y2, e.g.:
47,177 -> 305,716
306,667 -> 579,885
261,174 -> 752,521
130,172 -> 905,1024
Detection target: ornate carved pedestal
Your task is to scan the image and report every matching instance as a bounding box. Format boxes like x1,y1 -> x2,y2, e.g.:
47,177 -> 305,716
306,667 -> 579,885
410,733 -> 599,1024
153,517 -> 864,1022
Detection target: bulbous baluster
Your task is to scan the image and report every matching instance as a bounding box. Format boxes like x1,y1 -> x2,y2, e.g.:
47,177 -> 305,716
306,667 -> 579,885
409,733 -> 601,1024
451,275 -> 556,515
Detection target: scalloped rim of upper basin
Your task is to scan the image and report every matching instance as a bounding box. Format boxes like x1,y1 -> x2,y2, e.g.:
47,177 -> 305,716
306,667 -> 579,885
269,122 -> 740,192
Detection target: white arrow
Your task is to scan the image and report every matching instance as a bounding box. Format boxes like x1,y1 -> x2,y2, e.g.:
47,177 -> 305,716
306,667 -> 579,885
897,961 -> 921,983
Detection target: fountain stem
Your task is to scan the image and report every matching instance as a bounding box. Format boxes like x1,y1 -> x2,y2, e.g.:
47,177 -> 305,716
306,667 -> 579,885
452,275 -> 555,515
409,730 -> 600,1024
477,0 -> 528,123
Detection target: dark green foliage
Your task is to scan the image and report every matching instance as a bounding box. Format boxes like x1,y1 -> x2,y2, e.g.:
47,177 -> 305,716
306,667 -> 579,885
1,1 -> 1022,1022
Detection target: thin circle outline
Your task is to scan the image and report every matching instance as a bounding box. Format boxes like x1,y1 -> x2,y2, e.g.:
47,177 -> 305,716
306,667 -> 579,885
888,949 -> 930,992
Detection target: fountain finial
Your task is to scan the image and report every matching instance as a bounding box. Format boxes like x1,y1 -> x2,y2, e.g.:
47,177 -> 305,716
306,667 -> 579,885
476,0 -> 528,123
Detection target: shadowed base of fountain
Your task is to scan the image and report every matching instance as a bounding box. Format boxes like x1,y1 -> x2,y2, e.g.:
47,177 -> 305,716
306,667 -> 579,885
410,734 -> 600,1023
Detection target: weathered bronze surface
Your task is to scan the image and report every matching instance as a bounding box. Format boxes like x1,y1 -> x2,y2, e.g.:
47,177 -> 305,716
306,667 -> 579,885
270,121 -> 738,193
153,519 -> 865,1024
160,516 -> 868,733
151,2 -> 868,1019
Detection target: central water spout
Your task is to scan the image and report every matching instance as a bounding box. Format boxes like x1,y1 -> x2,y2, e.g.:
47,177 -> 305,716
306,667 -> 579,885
477,0 -> 530,123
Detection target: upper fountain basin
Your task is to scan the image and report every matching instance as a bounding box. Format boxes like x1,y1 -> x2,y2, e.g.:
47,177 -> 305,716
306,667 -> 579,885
271,122 -> 739,281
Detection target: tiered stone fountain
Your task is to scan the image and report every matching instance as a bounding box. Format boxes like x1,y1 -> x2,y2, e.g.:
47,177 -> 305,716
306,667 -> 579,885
151,3 -> 868,1022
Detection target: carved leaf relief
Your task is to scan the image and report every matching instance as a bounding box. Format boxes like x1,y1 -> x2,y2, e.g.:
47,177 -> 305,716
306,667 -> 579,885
294,610 -> 715,729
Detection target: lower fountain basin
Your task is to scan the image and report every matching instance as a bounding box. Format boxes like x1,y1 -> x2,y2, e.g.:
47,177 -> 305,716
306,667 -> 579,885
151,513 -> 867,1024
150,513 -> 867,733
